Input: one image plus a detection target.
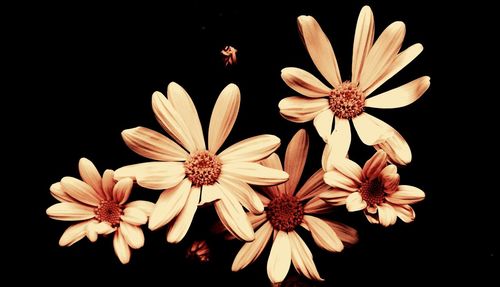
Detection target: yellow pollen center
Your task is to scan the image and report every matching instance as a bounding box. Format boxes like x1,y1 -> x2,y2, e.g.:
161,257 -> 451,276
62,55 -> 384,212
359,178 -> 385,205
266,195 -> 304,232
95,200 -> 122,227
329,81 -> 365,119
184,151 -> 222,187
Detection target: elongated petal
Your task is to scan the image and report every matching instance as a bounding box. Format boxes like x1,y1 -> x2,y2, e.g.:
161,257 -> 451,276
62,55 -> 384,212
78,158 -> 105,200
296,169 -> 327,201
313,109 -> 334,142
345,192 -> 367,212
377,203 -> 398,227
167,187 -> 200,243
281,67 -> 331,97
50,182 -> 74,203
59,220 -> 91,246
259,153 -> 284,197
303,215 -> 343,252
208,83 -> 240,153
61,177 -> 100,206
125,200 -> 155,216
335,159 -> 363,184
279,96 -> 329,123
86,220 -> 114,242
122,206 -> 148,225
289,231 -> 323,281
113,230 -> 131,264
352,6 -> 375,84
198,184 -> 222,206
323,220 -> 359,245
267,231 -> 292,283
321,117 -> 351,171
392,204 -> 416,223
219,135 -> 281,163
114,162 -> 185,190
386,185 -> 425,204
214,187 -> 255,241
218,177 -> 264,214
297,16 -> 342,87
284,129 -> 309,196
149,179 -> 191,230
222,162 -> 289,186
101,169 -> 114,200
323,171 -> 358,191
371,119 -> 412,165
380,165 -> 400,193
319,189 -> 351,206
365,76 -> 430,108
232,222 -> 273,271
353,113 -> 390,145
47,202 -> 95,221
113,178 -> 133,205
304,196 -> 332,214
364,211 -> 379,224
122,127 -> 188,161
120,222 -> 144,249
362,150 -> 388,180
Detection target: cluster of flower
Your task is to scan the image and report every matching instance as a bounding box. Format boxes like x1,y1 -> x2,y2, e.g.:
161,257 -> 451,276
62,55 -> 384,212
47,6 -> 429,284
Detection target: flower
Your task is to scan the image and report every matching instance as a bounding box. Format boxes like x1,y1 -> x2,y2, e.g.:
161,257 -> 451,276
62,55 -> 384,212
231,130 -> 358,283
115,82 -> 289,243
279,6 -> 430,165
221,45 -> 238,66
320,149 -> 425,227
46,158 -> 154,264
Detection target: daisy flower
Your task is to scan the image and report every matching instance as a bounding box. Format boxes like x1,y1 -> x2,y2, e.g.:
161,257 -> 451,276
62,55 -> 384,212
231,129 -> 358,283
46,158 -> 154,264
115,82 -> 288,243
279,6 -> 430,165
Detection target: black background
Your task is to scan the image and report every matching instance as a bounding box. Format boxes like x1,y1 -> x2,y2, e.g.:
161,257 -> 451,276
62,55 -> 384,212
12,0 -> 495,285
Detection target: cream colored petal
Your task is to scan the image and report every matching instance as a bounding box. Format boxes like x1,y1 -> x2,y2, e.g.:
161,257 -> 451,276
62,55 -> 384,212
46,202 -> 95,221
364,210 -> 379,224
50,182 -> 74,203
78,158 -> 105,200
321,117 -> 351,171
125,200 -> 155,217
222,162 -> 289,186
392,204 -> 416,223
167,186 -> 200,243
335,159 -> 363,184
167,82 -> 206,150
113,230 -> 131,264
278,96 -> 329,123
369,116 -> 412,165
284,129 -> 309,196
267,231 -> 292,284
362,149 -> 388,180
352,113 -> 390,145
120,222 -> 144,249
232,222 -> 273,271
122,206 -> 148,226
359,21 -> 406,91
259,153 -> 285,197
303,215 -> 343,252
304,197 -> 333,214
59,220 -> 91,246
323,220 -> 359,246
86,220 -> 112,242
380,165 -> 399,193
297,15 -> 342,87
318,189 -> 351,206
218,135 -> 281,163
377,203 -> 398,227
152,91 -> 196,152
386,185 -> 425,205
61,177 -> 100,206
148,179 -> 191,230
101,169 -> 114,201
345,192 -> 367,212
367,204 -> 378,214
289,231 -> 323,281
122,127 -> 189,161
313,109 -> 334,142
218,177 -> 264,214
199,184 -> 222,206
365,76 -> 430,108
208,83 -> 240,154
323,171 -> 358,191
364,43 -> 424,96
352,6 -> 375,84
281,67 -> 331,97
112,178 -> 133,205
214,188 -> 255,242
114,162 -> 185,190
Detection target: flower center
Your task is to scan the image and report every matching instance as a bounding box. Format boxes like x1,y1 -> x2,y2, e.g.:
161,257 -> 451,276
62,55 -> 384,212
359,178 -> 385,205
329,81 -> 365,119
95,200 -> 122,227
184,151 -> 222,187
266,195 -> 304,232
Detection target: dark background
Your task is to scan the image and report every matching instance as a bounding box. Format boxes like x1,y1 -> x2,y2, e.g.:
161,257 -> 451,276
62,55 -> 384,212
11,0 -> 495,285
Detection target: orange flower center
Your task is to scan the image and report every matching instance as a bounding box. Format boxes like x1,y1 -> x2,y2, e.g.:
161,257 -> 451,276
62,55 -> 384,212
95,200 -> 122,227
266,195 -> 304,232
329,81 -> 365,119
360,178 -> 385,205
184,151 -> 222,187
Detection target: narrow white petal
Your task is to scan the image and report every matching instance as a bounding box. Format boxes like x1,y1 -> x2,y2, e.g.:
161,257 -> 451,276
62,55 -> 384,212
365,76 -> 430,108
392,204 -> 416,223
352,113 -> 390,145
198,184 -> 222,206
114,162 -> 185,190
281,67 -> 331,97
46,202 -> 95,221
148,179 -> 191,230
122,206 -> 148,225
113,230 -> 131,264
218,135 -> 281,163
208,83 -> 240,154
267,231 -> 292,283
113,178 -> 133,205
278,96 -> 329,123
303,215 -> 343,252
352,6 -> 375,84
50,182 -> 74,203
313,109 -> 334,142
232,222 -> 273,271
377,203 -> 398,227
78,158 -> 105,200
214,189 -> 255,242
120,222 -> 145,249
125,200 -> 155,217
167,187 -> 200,243
60,177 -> 101,206
345,192 -> 367,212
218,177 -> 264,214
386,185 -> 425,205
289,231 -> 324,281
59,220 -> 91,246
222,162 -> 289,186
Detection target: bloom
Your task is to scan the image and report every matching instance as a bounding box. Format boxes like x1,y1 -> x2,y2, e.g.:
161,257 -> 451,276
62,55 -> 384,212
321,149 -> 425,226
115,82 -> 288,243
46,158 -> 154,264
232,130 -> 358,283
279,6 -> 430,165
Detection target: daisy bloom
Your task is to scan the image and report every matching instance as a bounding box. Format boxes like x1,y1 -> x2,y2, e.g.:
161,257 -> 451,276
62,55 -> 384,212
321,149 -> 425,227
46,158 -> 154,264
279,5 -> 430,165
115,82 -> 288,243
232,129 -> 358,283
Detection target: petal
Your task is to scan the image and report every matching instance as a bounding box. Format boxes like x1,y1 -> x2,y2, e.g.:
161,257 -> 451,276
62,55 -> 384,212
222,162 -> 289,186
148,179 -> 191,230
303,215 -> 343,252
218,135 -> 281,163
113,178 -> 133,205
323,220 -> 359,246
86,220 -> 113,242
199,184 -> 222,206
267,231 -> 292,284
364,211 -> 380,224
167,82 -> 206,150
319,189 -> 351,206
122,206 -> 148,225
386,185 -> 425,205
167,186 -> 200,243
279,96 -> 329,123
61,177 -> 101,206
392,204 -> 416,223
297,15 -> 342,87
362,150 -> 388,180
208,83 -> 240,154
377,203 -> 398,227
335,159 -> 363,184
352,6 -> 375,84
125,200 -> 155,217
114,162 -> 185,190
365,76 -> 431,108
214,187 -> 255,242
352,113 -> 390,145
78,158 -> 105,200
345,192 -> 367,212
152,91 -> 196,152
303,197 -> 333,214
314,109 -> 334,142
323,171 -> 359,192
281,67 -> 331,97
284,129 -> 309,196
249,212 -> 268,230
59,220 -> 91,246
380,165 -> 400,193
289,231 -> 323,281
121,127 -> 189,161
296,169 -> 328,201
120,222 -> 144,249
259,153 -> 285,197
359,21 -> 406,91
371,120 -> 412,166
232,222 -> 273,271
101,169 -> 115,200
113,231 -> 131,264
50,182 -> 74,203
46,202 -> 95,221
218,177 -> 264,214
321,117 -> 351,171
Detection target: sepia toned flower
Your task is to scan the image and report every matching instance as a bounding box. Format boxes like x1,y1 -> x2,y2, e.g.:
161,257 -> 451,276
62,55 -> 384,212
221,45 -> 238,66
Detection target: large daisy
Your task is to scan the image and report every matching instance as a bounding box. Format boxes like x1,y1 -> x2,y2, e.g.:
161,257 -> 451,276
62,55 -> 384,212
114,82 -> 289,243
46,158 -> 154,264
279,6 -> 430,165
231,130 -> 358,283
